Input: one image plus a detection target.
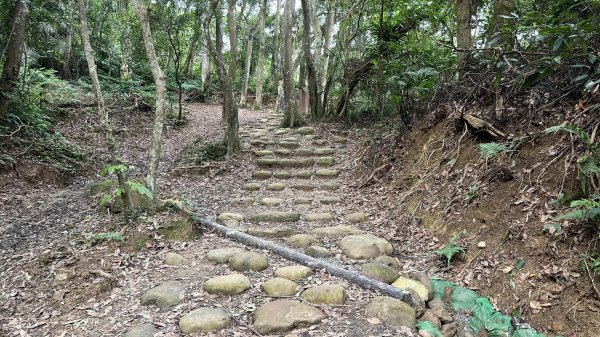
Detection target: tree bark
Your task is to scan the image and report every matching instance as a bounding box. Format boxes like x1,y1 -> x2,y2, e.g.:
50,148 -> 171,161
60,0 -> 74,80
253,0 -> 267,110
269,0 -> 282,88
0,0 -> 28,122
77,0 -> 131,209
225,0 -> 241,153
456,0 -> 472,76
118,0 -> 133,80
281,0 -> 301,127
320,1 -> 334,94
489,0 -> 515,49
300,0 -> 321,119
239,29 -> 255,106
184,8 -> 202,79
133,0 -> 168,194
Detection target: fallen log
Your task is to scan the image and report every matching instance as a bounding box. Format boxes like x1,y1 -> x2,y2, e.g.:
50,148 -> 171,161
188,213 -> 416,307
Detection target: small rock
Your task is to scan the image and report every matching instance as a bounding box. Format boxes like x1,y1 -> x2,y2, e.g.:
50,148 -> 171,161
361,262 -> 400,284
254,150 -> 273,156
273,171 -> 292,179
392,277 -> 429,302
279,159 -> 299,167
420,310 -> 442,329
346,212 -> 368,223
294,148 -> 314,156
338,234 -> 393,259
206,247 -> 245,264
294,127 -> 315,135
252,299 -> 325,334
305,245 -> 331,258
285,234 -> 318,248
429,303 -> 453,323
252,171 -> 273,179
300,284 -> 346,305
267,182 -> 287,191
257,158 -> 278,167
316,157 -> 335,166
314,148 -> 335,155
311,225 -> 362,238
441,321 -> 459,337
179,307 -> 231,334
321,182 -> 340,190
365,296 -> 416,329
124,323 -> 157,337
315,169 -> 339,178
291,183 -> 315,191
229,252 -> 269,271
164,252 -> 186,266
294,170 -> 313,179
274,148 -> 293,155
230,197 -> 254,205
261,277 -> 298,296
333,136 -> 347,144
280,141 -> 300,149
406,288 -> 426,318
274,265 -> 313,280
203,274 -> 251,295
375,255 -> 400,269
243,182 -> 261,191
246,226 -> 296,238
249,211 -> 301,222
217,212 -> 245,222
411,271 -> 433,301
260,197 -> 284,206
477,241 -> 486,248
320,196 -> 342,204
141,281 -> 185,310
293,197 -> 313,204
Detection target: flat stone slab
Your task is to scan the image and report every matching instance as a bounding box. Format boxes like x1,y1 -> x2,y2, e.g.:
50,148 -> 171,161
229,252 -> 269,271
267,182 -> 287,191
230,197 -> 255,205
164,252 -> 187,266
274,171 -> 292,179
278,159 -> 299,167
179,307 -> 231,334
257,158 -> 278,167
313,139 -> 326,146
322,182 -> 340,191
274,265 -> 313,281
207,247 -> 245,264
392,277 -> 429,301
252,171 -> 273,179
280,141 -> 300,149
261,277 -> 298,296
252,299 -> 325,335
346,212 -> 368,223
255,150 -> 274,156
333,136 -> 348,144
298,158 -> 316,167
250,140 -> 267,147
315,169 -> 339,178
294,126 -> 315,135
316,157 -> 335,166
295,170 -> 313,179
291,183 -> 315,191
285,234 -> 319,248
260,197 -> 284,206
293,197 -> 313,205
203,274 -> 251,295
300,284 -> 346,305
365,296 -> 416,329
274,148 -> 293,156
305,245 -> 331,258
274,129 -> 289,135
338,234 -> 393,259
320,196 -> 342,204
124,323 -> 157,337
141,281 -> 185,310
246,226 -> 296,238
217,212 -> 244,222
249,211 -> 301,222
304,213 -> 334,222
313,148 -> 335,155
311,225 -> 363,238
294,148 -> 314,156
243,182 -> 261,191
361,262 -> 400,284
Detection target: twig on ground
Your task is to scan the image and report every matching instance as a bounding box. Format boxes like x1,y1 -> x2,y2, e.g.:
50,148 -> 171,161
90,269 -> 118,282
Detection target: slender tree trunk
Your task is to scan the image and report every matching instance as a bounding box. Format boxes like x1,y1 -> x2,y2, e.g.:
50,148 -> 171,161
320,1 -> 334,93
60,0 -> 74,79
281,0 -> 301,127
184,10 -> 202,79
77,0 -> 130,210
0,0 -> 28,122
300,0 -> 321,119
269,0 -> 281,88
489,0 -> 515,49
225,0 -> 241,153
201,42 -> 210,92
118,0 -> 133,80
456,0 -> 472,76
253,0 -> 267,110
239,29 -> 255,106
133,0 -> 168,194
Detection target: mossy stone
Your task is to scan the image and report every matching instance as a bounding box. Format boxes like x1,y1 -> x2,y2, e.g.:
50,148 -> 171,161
203,274 -> 251,295
159,219 -> 198,242
252,171 -> 273,179
229,252 -> 269,272
275,265 -> 313,281
249,211 -> 301,222
243,182 -> 262,191
90,180 -> 116,196
274,171 -> 292,179
315,169 -> 339,178
346,212 -> 368,223
294,148 -> 314,156
261,277 -> 298,296
179,307 -> 231,334
295,170 -> 313,179
300,284 -> 346,305
316,157 -> 335,166
257,158 -> 278,167
285,234 -> 319,248
267,182 -> 287,191
293,197 -> 312,205
361,262 -> 400,284
260,197 -> 284,206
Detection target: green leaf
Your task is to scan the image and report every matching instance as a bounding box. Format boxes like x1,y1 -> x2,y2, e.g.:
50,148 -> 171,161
552,35 -> 565,51
555,209 -> 586,220
571,74 -> 589,84
127,181 -> 153,199
515,258 -> 525,271
99,194 -> 111,206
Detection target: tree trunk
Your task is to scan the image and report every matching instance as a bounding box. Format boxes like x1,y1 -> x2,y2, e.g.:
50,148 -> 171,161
456,0 -> 472,76
133,0 -> 168,194
253,0 -> 267,110
184,9 -> 202,79
225,0 -> 241,153
60,0 -> 74,80
118,0 -> 133,80
77,0 -> 131,210
269,0 -> 282,88
201,43 -> 210,92
320,1 -> 334,93
239,29 -> 255,106
0,0 -> 28,122
281,0 -> 301,127
489,0 -> 515,49
300,0 -> 321,119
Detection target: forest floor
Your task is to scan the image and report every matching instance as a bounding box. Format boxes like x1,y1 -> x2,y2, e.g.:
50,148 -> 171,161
0,102 -> 598,337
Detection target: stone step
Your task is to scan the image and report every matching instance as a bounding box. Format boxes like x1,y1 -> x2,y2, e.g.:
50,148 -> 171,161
248,211 -> 301,222
256,158 -> 318,168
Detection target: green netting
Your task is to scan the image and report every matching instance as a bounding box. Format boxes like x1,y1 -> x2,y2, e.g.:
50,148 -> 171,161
513,328 -> 547,337
430,279 -> 479,312
470,298 -> 514,337
417,321 -> 444,337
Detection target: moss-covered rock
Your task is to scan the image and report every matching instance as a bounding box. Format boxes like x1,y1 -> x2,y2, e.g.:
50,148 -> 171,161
159,218 -> 198,242
90,180 -> 115,196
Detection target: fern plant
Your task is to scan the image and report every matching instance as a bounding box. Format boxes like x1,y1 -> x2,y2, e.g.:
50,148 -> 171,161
479,142 -> 511,161
84,231 -> 125,245
434,232 -> 466,266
